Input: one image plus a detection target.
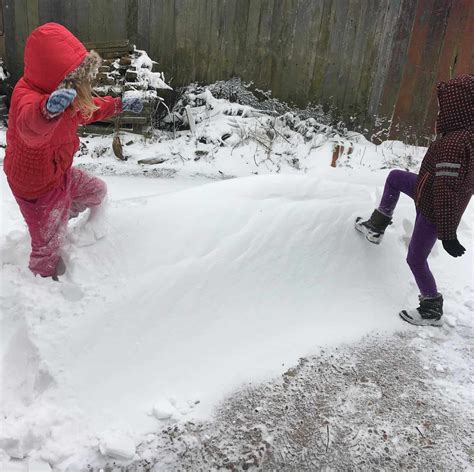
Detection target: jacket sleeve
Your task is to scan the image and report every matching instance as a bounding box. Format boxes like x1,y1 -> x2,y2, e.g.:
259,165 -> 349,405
15,91 -> 65,146
76,96 -> 122,125
432,142 -> 468,240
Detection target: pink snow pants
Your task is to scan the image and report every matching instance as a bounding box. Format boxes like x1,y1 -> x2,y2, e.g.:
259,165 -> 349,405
12,167 -> 107,277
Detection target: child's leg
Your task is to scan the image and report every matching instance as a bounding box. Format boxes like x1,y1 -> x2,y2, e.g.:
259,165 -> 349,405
69,167 -> 107,218
406,212 -> 439,298
15,189 -> 70,277
378,170 -> 418,216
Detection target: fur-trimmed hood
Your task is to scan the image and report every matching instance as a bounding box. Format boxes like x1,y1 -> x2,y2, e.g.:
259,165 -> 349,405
59,50 -> 101,89
23,23 -> 101,94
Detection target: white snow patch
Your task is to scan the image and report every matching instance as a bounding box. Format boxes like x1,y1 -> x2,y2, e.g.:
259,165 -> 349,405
99,432 -> 136,461
151,400 -> 177,421
0,88 -> 472,468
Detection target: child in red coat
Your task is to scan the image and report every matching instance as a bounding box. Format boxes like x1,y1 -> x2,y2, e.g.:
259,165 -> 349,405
4,23 -> 142,279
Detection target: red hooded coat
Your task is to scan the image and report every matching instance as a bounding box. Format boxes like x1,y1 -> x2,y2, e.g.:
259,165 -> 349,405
4,23 -> 121,199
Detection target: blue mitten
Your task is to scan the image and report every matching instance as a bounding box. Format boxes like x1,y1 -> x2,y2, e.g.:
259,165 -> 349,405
122,96 -> 143,114
46,89 -> 77,115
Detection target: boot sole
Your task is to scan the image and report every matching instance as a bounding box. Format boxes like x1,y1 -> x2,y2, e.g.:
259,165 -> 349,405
399,310 -> 443,327
355,217 -> 383,245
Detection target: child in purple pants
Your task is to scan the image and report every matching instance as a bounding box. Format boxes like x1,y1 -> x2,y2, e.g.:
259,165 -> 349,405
356,74 -> 473,327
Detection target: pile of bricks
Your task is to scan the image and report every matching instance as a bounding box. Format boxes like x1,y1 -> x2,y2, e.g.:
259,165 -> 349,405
79,40 -> 162,135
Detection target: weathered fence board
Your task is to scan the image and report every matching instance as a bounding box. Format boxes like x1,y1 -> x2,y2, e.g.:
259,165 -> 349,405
2,0 -> 473,142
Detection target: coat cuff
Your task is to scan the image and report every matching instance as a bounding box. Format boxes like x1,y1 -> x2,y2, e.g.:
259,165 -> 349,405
41,97 -> 62,120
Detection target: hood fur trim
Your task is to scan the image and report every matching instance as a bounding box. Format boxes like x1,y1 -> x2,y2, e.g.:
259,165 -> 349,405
58,50 -> 102,88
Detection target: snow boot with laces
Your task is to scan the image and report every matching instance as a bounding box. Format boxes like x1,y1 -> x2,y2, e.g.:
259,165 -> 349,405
399,294 -> 443,327
355,209 -> 392,244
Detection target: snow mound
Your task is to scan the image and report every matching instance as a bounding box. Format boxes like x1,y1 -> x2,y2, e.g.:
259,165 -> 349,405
1,172 -> 472,468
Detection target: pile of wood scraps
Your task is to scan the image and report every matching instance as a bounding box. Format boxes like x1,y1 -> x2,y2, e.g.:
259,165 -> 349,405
78,40 -> 171,137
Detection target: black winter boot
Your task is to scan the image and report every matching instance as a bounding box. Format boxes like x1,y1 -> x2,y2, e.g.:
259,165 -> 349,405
399,294 -> 443,327
355,209 -> 392,244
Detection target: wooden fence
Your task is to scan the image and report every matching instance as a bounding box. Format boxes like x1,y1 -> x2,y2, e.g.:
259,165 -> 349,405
3,0 -> 473,142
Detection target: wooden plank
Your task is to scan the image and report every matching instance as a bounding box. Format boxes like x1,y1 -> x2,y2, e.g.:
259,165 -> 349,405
254,0 -> 276,88
187,0 -> 201,80
3,0 -> 19,81
410,0 -> 452,138
103,116 -> 148,124
353,0 -> 391,126
378,0 -> 418,126
136,0 -> 151,52
341,0 -> 371,119
453,1 -> 474,74
390,0 -> 436,138
84,40 -> 130,50
308,0 -> 337,106
26,0 -> 39,32
424,0 -> 473,135
174,0 -> 191,82
222,0 -> 240,78
232,0 -> 251,78
149,0 -> 164,76
37,0 -> 52,24
321,0 -> 362,114
319,0 -> 349,108
335,0 -> 362,113
269,0 -> 300,102
10,0 -> 30,80
59,0 -> 75,35
242,0 -> 261,83
290,0 -> 324,105
152,0 -> 176,84
366,0 -> 393,116
194,0 -> 212,82
75,0 -> 91,42
366,0 -> 402,120
215,0 -> 229,82
107,0 -> 128,41
205,0 -> 220,83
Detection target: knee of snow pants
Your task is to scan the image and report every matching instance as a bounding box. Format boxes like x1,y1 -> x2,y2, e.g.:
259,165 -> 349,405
14,188 -> 70,277
12,168 -> 108,277
69,168 -> 107,218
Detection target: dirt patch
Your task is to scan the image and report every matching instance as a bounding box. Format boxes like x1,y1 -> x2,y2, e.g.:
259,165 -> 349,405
104,328 -> 472,471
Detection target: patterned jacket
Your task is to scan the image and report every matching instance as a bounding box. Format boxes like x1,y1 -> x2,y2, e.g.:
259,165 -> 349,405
415,75 -> 473,240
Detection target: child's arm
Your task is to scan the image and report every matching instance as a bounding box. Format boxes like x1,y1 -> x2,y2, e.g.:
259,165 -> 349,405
15,89 -> 70,145
76,96 -> 122,125
432,142 -> 468,241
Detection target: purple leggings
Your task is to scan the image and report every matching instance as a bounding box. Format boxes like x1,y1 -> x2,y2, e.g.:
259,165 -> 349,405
378,170 -> 438,298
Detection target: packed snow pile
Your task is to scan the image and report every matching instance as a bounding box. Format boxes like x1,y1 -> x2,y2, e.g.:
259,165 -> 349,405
0,88 -> 472,470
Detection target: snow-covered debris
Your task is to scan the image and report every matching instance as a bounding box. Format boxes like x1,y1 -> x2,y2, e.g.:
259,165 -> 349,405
131,49 -> 171,90
0,59 -> 9,82
99,432 -> 136,460
80,46 -> 171,135
76,84 -> 426,179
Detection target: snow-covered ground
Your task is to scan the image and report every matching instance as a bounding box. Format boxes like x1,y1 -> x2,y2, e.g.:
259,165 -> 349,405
0,90 -> 472,470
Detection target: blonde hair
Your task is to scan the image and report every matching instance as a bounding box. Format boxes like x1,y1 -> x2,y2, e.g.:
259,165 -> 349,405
59,50 -> 102,120
72,80 -> 99,120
